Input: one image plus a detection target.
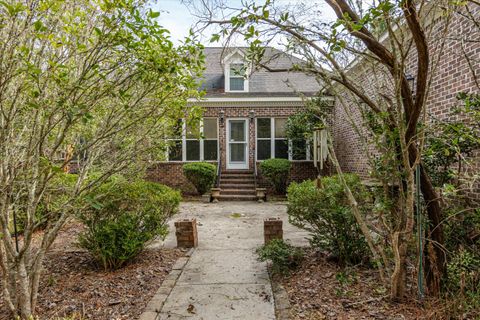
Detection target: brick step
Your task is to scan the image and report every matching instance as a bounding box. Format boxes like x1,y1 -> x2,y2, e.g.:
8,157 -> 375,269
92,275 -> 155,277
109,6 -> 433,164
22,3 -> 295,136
221,170 -> 253,175
220,175 -> 255,180
220,178 -> 255,184
217,195 -> 257,201
219,184 -> 255,190
221,189 -> 257,195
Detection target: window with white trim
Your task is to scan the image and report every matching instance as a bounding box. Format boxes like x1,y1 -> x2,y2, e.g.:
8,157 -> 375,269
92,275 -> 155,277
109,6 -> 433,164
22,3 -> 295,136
274,118 -> 289,159
229,63 -> 246,91
256,117 -> 310,161
168,120 -> 183,161
167,118 -> 218,162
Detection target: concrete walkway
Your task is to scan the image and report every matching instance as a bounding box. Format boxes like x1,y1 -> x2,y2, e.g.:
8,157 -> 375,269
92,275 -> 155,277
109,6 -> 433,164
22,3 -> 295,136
153,201 -> 309,320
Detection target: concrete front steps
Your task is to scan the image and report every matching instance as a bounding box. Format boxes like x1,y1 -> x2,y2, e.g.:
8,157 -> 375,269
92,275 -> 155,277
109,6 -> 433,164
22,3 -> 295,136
218,170 -> 257,201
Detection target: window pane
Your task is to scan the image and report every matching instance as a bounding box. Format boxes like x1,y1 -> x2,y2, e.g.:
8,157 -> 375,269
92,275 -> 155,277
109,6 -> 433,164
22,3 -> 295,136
186,120 -> 200,139
292,139 -> 307,160
230,120 -> 245,142
275,139 -> 288,159
308,140 -> 313,160
230,77 -> 244,91
204,140 -> 218,161
204,118 -> 217,139
257,118 -> 271,139
168,140 -> 182,161
230,63 -> 245,76
186,140 -> 200,161
257,140 -> 271,160
169,120 -> 183,139
275,118 -> 287,138
230,143 -> 245,162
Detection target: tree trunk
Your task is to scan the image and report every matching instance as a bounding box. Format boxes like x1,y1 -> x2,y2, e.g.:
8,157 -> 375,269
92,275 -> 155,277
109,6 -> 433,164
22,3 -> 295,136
409,144 -> 445,296
419,164 -> 445,296
17,260 -> 33,319
391,232 -> 408,300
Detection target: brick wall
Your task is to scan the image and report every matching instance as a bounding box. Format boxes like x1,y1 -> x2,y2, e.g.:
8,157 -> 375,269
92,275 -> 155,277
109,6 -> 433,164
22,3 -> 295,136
146,162 -> 201,195
332,5 -> 480,199
147,103 -> 323,194
256,160 -> 329,194
204,104 -> 309,172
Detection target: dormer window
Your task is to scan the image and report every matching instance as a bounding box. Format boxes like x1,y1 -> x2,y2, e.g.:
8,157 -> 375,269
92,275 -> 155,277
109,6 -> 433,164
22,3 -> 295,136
223,49 -> 249,92
229,63 -> 246,91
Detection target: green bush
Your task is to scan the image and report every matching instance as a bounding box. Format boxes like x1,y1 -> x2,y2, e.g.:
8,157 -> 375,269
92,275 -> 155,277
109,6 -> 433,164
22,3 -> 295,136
78,179 -> 181,270
183,162 -> 217,195
287,174 -> 370,265
260,158 -> 291,194
256,239 -> 303,275
443,207 -> 480,316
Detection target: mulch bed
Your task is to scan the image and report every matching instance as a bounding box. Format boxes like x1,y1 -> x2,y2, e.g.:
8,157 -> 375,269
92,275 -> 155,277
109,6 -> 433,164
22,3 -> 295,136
275,249 -> 443,320
0,221 -> 184,320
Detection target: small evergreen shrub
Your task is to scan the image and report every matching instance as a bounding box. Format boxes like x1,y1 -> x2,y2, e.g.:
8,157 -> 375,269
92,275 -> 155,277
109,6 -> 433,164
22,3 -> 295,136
78,179 -> 180,269
287,174 -> 370,265
260,158 -> 291,194
183,162 -> 217,195
256,239 -> 303,275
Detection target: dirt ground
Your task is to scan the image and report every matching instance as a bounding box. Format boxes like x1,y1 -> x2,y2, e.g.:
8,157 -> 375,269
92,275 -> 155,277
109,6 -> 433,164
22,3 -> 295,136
277,249 -> 450,320
0,221 -> 184,320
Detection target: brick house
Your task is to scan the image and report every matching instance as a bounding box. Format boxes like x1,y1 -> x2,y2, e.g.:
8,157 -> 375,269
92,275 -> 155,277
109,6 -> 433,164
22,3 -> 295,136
148,47 -> 330,198
332,4 -> 480,200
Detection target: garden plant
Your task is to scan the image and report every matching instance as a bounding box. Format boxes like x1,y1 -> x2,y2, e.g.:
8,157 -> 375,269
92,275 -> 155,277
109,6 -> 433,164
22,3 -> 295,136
183,162 -> 217,195
259,158 -> 291,194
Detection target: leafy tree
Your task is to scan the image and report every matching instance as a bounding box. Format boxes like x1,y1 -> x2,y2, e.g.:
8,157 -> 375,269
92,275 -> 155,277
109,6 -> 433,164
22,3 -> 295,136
424,93 -> 480,189
0,0 -> 203,318
195,0 -> 474,299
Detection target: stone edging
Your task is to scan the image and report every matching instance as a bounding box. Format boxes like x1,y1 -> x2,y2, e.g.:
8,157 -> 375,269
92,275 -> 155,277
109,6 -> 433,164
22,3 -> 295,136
271,276 -> 292,320
139,247 -> 195,320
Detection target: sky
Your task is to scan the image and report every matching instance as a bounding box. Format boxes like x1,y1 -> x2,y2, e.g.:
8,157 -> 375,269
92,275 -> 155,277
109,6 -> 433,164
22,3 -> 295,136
152,0 -> 337,46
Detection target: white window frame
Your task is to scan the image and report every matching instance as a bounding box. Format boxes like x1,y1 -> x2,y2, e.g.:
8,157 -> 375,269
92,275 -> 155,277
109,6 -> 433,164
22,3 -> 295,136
225,58 -> 249,93
167,118 -> 219,162
255,117 -> 311,161
226,118 -> 249,170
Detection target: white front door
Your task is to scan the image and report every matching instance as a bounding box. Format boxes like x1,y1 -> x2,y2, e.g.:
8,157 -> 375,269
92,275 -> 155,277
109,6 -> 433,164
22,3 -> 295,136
226,119 -> 249,170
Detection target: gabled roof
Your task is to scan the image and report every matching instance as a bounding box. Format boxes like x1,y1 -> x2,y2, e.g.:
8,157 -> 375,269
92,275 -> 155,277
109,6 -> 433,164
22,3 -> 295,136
201,47 -> 321,97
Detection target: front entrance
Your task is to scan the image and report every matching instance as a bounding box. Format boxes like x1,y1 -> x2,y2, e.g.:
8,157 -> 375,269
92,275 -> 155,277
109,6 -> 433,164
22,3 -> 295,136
226,119 -> 249,170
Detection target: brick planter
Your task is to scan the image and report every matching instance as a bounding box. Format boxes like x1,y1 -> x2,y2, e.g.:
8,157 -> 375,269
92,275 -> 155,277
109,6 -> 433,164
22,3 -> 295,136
174,219 -> 198,248
264,218 -> 283,245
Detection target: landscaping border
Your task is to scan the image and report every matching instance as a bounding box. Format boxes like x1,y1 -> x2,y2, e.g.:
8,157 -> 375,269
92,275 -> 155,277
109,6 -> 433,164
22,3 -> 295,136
271,274 -> 291,320
139,248 -> 195,320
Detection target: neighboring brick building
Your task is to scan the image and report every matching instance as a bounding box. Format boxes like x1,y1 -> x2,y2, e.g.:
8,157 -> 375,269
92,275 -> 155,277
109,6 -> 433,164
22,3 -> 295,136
148,47 -> 330,197
332,5 -> 480,199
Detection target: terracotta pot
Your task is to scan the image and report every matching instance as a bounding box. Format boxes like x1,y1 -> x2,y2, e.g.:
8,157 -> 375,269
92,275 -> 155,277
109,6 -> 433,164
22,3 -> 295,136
211,188 -> 221,203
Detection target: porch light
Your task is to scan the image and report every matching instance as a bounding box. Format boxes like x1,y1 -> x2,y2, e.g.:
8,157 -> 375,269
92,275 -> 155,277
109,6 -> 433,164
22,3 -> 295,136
249,110 -> 255,122
219,110 -> 225,124
406,74 -> 415,93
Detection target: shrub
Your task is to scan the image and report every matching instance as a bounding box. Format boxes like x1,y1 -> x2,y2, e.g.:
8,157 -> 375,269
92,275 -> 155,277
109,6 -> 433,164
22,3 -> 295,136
287,174 -> 370,265
78,179 -> 181,270
443,207 -> 480,317
256,239 -> 303,275
183,162 -> 217,195
260,158 -> 291,194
